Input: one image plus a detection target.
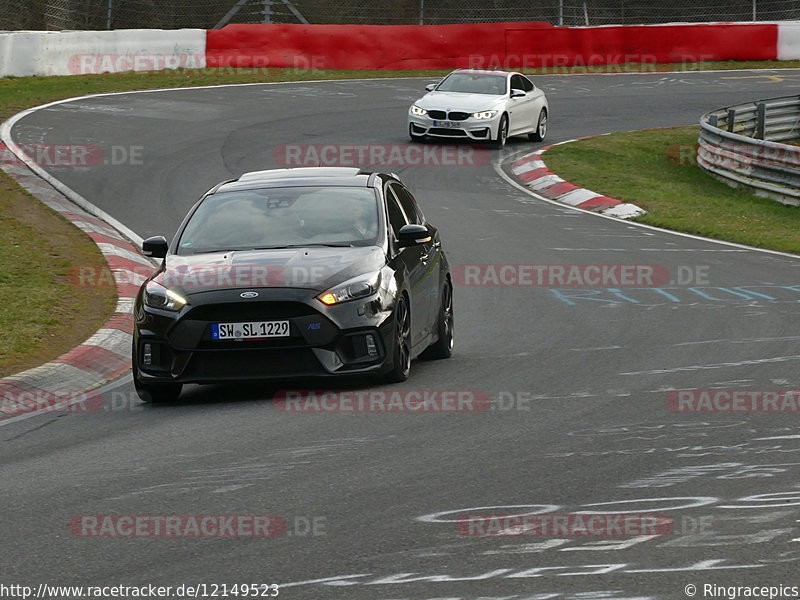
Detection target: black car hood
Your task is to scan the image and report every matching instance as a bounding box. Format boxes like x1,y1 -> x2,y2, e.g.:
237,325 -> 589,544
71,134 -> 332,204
154,246 -> 386,296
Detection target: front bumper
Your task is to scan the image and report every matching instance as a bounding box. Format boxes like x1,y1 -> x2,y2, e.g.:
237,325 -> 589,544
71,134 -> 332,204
133,287 -> 396,384
408,112 -> 501,141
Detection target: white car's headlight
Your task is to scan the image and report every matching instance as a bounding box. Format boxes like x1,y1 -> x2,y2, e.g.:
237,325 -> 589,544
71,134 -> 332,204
318,271 -> 381,306
472,110 -> 498,120
410,105 -> 428,116
144,281 -> 188,311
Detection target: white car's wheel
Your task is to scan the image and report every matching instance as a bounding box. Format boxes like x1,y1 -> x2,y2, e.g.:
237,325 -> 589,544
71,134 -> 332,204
491,115 -> 509,149
528,109 -> 547,142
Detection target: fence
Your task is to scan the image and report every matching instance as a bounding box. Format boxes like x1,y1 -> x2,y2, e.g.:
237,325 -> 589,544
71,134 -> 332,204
2,0 -> 800,30
697,96 -> 800,206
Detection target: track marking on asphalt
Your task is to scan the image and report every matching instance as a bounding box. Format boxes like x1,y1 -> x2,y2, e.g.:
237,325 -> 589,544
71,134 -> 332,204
673,335 -> 800,346
619,354 -> 800,375
570,345 -> 624,351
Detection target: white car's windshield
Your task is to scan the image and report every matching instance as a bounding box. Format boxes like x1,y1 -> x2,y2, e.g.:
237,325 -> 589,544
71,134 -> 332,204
436,73 -> 507,95
177,186 -> 379,254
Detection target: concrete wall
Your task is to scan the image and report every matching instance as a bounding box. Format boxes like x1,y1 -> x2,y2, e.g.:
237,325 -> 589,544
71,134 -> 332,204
0,29 -> 206,77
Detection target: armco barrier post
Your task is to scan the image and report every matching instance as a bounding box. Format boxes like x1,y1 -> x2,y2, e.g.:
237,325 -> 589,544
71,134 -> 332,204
727,108 -> 736,133
756,103 -> 766,139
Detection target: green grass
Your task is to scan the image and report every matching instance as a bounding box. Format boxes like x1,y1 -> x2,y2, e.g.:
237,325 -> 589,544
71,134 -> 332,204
0,199 -> 68,356
2,59 -> 800,375
0,177 -> 116,377
544,126 -> 800,253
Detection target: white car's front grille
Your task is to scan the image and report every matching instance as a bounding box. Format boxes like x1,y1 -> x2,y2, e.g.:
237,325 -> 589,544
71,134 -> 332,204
427,110 -> 471,121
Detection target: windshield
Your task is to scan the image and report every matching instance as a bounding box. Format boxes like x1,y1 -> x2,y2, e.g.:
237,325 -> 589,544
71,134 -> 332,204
177,186 -> 380,255
435,73 -> 507,95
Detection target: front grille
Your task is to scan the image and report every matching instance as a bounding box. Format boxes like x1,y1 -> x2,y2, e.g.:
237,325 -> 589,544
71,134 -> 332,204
448,111 -> 470,121
428,110 -> 447,120
429,128 -> 468,136
196,337 -> 301,350
185,301 -> 317,322
185,348 -> 324,379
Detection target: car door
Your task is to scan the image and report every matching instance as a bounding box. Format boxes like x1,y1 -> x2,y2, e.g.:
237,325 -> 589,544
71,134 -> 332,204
384,183 -> 432,350
522,75 -> 547,126
507,74 -> 538,134
390,182 -> 441,341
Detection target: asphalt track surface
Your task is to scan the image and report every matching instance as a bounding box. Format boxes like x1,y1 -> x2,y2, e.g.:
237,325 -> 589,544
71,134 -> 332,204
4,70 -> 800,599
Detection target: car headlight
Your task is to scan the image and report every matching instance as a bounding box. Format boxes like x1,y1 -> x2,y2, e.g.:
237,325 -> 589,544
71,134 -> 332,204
144,281 -> 188,311
472,110 -> 498,120
318,271 -> 381,306
410,105 -> 428,116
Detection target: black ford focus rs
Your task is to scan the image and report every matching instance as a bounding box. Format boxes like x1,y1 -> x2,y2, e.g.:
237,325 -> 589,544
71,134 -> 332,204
132,167 -> 453,402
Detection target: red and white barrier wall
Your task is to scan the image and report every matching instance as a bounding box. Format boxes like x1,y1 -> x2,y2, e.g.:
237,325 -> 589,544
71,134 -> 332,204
206,21 -> 788,70
1,21 -> 799,78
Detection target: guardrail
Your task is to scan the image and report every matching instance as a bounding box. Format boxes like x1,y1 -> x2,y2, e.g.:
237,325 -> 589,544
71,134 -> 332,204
697,95 -> 800,206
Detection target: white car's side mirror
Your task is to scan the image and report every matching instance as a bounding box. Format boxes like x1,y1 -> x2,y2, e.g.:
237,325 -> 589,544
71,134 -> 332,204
511,89 -> 526,98
425,83 -> 437,92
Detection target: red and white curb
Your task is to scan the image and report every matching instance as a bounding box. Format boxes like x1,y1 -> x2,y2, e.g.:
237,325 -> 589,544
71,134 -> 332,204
0,161 -> 153,421
509,139 -> 646,219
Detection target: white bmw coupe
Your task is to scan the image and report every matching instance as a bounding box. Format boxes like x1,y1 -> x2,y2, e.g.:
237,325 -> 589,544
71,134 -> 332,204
408,69 -> 549,148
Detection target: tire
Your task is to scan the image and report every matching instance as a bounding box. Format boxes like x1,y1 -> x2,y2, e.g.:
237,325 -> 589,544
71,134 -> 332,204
132,341 -> 182,403
491,114 -> 509,149
420,278 -> 454,360
409,124 -> 426,143
528,109 -> 547,142
383,295 -> 412,383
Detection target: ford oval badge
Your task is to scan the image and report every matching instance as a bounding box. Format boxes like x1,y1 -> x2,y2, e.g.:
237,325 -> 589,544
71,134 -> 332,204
240,291 -> 259,299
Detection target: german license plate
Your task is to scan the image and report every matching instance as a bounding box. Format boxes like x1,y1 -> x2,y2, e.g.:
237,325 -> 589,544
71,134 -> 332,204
211,321 -> 290,340
433,120 -> 461,128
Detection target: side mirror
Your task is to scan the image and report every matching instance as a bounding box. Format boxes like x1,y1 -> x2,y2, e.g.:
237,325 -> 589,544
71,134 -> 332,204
397,224 -> 431,248
425,83 -> 437,92
511,89 -> 526,98
142,235 -> 168,259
